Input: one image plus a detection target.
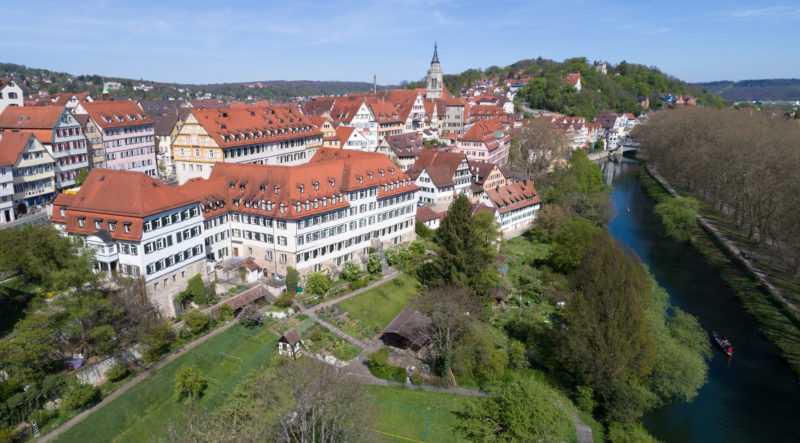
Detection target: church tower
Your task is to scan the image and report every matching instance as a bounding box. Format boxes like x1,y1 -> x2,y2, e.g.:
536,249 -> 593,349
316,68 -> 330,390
426,42 -> 444,99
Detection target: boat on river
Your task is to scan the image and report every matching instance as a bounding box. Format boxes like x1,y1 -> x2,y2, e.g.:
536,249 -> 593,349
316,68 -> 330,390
712,331 -> 733,357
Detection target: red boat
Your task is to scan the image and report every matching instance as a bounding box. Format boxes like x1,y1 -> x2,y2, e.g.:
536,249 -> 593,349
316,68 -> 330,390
712,331 -> 733,357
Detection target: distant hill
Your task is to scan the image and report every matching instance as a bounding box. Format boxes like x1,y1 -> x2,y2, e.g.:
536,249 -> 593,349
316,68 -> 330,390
693,79 -> 800,102
0,62 -> 388,101
434,57 -> 725,118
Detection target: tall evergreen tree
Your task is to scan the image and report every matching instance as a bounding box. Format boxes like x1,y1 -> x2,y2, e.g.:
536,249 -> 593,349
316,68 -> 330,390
429,195 -> 496,296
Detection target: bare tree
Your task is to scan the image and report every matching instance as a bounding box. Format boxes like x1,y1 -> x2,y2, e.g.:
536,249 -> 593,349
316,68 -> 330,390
508,118 -> 570,179
412,286 -> 482,378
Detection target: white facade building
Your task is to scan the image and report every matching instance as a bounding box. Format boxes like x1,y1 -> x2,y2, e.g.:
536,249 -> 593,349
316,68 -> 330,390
0,79 -> 23,114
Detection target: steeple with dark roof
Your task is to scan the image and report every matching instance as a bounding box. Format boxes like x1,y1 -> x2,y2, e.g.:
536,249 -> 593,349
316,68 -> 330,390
426,42 -> 444,99
431,42 -> 439,65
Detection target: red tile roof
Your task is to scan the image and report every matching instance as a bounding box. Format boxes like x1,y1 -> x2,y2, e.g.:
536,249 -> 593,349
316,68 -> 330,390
485,180 -> 541,214
563,72 -> 581,85
0,131 -> 34,166
191,105 -> 322,149
0,106 -> 65,131
408,150 -> 466,188
81,100 -> 152,129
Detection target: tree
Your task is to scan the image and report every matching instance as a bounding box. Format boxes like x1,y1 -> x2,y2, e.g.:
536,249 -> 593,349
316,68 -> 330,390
556,231 -> 656,393
340,261 -> 361,282
174,365 -> 207,401
0,225 -> 80,284
430,195 -> 496,296
415,220 -> 433,240
142,319 -> 175,362
455,373 -> 573,442
178,274 -> 207,306
413,287 -> 481,377
653,197 -> 699,242
0,315 -> 58,382
74,168 -> 89,186
367,253 -> 382,275
286,267 -> 299,295
252,358 -> 374,442
184,310 -> 210,335
306,272 -> 331,295
507,118 -> 570,179
550,218 -> 601,272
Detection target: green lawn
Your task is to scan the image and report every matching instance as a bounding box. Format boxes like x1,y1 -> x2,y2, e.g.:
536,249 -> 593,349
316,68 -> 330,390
338,274 -> 421,338
54,324 -> 278,443
501,235 -> 551,263
365,385 -> 465,442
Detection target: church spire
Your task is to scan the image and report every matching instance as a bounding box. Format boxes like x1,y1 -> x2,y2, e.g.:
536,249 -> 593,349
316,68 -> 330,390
431,42 -> 439,64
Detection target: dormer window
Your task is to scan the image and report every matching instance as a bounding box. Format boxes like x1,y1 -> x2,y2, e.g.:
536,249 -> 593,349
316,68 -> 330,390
299,185 -> 304,193
240,184 -> 246,190
313,181 -> 319,190
234,199 -> 240,206
267,202 -> 274,211
358,176 -> 363,184
329,178 -> 335,187
261,202 -> 267,210
260,185 -> 266,191
313,199 -> 319,209
274,186 -> 280,195
279,204 -> 286,214
124,222 -> 131,234
368,172 -> 373,180
109,221 -> 116,232
230,183 -> 235,189
304,201 -> 310,210
322,198 -> 327,207
78,217 -> 85,228
95,220 -> 102,230
59,207 -> 66,218
116,116 -> 124,122
295,203 -> 301,212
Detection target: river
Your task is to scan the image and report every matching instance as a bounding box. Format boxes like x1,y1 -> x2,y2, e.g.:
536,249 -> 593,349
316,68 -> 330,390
603,158 -> 800,443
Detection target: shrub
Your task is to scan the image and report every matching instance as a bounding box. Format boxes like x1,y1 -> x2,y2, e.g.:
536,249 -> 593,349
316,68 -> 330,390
240,304 -> 263,327
0,427 -> 20,443
216,304 -> 234,321
104,364 -> 128,382
574,386 -> 597,413
29,408 -> 56,428
310,328 -> 323,342
286,267 -> 299,295
411,372 -> 423,385
367,349 -> 406,383
174,365 -> 207,401
178,274 -> 208,306
348,277 -> 369,291
385,248 -> 399,267
373,325 -> 382,336
367,253 -> 382,275
143,320 -> 175,362
340,261 -> 361,282
88,324 -> 116,356
415,220 -> 433,239
184,310 -> 211,335
306,272 -> 331,295
62,382 -> 100,411
275,291 -> 294,308
607,421 -> 659,443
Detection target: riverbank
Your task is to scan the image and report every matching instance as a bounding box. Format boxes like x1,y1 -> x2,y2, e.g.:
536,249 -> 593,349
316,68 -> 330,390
638,166 -> 800,380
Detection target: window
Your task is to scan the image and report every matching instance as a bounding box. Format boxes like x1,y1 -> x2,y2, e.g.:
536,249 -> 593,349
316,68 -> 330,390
279,253 -> 287,264
109,222 -> 116,232
95,220 -> 102,230
124,223 -> 131,233
278,236 -> 287,246
78,217 -> 85,228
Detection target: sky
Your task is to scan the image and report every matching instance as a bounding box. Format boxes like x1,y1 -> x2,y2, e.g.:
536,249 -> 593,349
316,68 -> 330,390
3,0 -> 799,85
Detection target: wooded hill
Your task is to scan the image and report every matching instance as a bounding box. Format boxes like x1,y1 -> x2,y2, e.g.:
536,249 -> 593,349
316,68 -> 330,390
693,79 -> 800,102
0,62 -> 386,101
440,57 -> 725,118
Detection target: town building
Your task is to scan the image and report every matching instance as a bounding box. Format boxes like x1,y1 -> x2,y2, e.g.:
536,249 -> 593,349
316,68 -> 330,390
52,148 -> 418,316
0,79 -> 23,114
76,101 -> 157,176
408,150 -> 471,210
0,133 -> 56,218
172,105 -> 323,184
425,43 -> 444,99
563,73 -> 582,92
377,132 -> 424,171
456,120 -> 510,165
0,106 -> 88,189
468,160 -> 510,202
478,180 -> 542,234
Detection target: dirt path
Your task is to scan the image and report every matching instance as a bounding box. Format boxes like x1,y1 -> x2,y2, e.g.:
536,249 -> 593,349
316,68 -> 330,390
648,167 -> 798,316
39,319 -> 239,442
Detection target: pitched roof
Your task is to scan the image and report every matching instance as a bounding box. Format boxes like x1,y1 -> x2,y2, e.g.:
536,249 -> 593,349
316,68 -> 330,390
334,126 -> 355,146
225,286 -> 271,311
0,78 -> 11,89
408,150 -> 466,187
58,168 -> 198,218
191,105 -> 321,149
484,180 -> 541,214
0,106 -> 64,131
383,306 -> 433,348
0,131 -> 34,166
385,132 -> 423,158
415,206 -> 443,222
563,72 -> 581,85
280,328 -> 301,346
468,160 -> 501,185
461,120 -> 506,151
81,100 -> 152,129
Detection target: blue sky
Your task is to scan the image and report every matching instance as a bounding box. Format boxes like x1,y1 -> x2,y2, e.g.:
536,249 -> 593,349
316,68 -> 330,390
3,0 -> 799,85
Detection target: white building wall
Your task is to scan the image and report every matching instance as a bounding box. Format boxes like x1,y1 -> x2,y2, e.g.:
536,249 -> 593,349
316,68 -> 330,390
0,81 -> 23,114
0,165 -> 14,223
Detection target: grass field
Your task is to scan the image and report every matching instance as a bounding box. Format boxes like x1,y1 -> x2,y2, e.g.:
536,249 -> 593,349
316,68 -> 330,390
338,274 -> 421,339
54,324 -> 278,443
365,385 -> 464,442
